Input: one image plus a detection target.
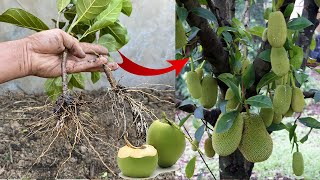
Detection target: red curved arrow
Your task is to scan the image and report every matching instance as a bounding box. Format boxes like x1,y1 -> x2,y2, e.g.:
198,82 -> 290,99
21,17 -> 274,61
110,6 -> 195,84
117,51 -> 189,77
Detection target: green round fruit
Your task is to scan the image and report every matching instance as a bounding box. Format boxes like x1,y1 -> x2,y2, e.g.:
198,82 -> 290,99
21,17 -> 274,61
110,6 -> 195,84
199,75 -> 218,108
260,108 -> 274,127
204,138 -> 215,158
146,120 -> 186,168
239,113 -> 273,163
291,87 -> 305,113
284,107 -> 294,117
273,112 -> 283,124
273,85 -> 292,115
212,114 -> 243,156
191,139 -> 199,151
271,47 -> 290,77
117,145 -> 158,178
292,151 -> 304,176
186,71 -> 202,99
195,67 -> 204,80
267,11 -> 287,48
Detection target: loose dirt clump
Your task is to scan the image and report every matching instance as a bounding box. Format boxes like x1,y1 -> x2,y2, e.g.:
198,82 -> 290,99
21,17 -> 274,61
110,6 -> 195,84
0,88 -> 175,179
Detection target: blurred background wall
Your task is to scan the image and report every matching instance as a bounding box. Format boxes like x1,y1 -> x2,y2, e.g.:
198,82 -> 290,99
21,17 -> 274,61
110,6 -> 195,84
0,0 -> 175,94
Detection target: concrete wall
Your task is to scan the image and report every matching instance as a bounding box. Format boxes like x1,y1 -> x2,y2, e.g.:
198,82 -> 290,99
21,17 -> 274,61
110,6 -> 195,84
0,0 -> 175,94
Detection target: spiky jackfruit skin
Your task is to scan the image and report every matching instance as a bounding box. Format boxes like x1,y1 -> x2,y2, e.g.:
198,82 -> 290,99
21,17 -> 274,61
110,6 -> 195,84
239,113 -> 273,163
273,85 -> 292,115
199,75 -> 218,108
290,46 -> 304,69
225,88 -> 234,100
284,107 -> 294,117
191,139 -> 199,151
204,138 -> 215,158
267,11 -> 287,48
273,112 -> 283,124
186,71 -> 202,99
195,67 -> 203,80
176,19 -> 187,49
271,47 -> 290,77
292,152 -> 304,176
291,87 -> 305,113
260,108 -> 274,127
212,114 -> 243,156
262,28 -> 268,42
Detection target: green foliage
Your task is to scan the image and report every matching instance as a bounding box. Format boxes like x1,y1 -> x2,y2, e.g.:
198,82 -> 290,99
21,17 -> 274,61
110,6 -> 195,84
0,0 -> 132,101
185,156 -> 196,179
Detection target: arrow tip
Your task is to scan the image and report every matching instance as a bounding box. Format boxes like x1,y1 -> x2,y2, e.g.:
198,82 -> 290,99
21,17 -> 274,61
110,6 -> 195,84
167,58 -> 189,77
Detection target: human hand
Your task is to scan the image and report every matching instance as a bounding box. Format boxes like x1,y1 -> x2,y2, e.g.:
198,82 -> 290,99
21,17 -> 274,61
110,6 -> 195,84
24,29 -> 118,78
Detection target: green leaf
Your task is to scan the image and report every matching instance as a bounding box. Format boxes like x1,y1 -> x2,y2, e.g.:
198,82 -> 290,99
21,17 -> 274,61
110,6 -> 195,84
85,0 -> 123,36
218,73 -> 241,102
284,3 -> 294,17
194,106 -> 204,119
216,111 -> 239,134
179,113 -> 192,127
0,8 -> 49,32
70,73 -> 85,89
256,71 -> 278,92
73,24 -> 96,42
195,124 -> 205,142
185,156 -> 196,179
245,95 -> 273,108
191,7 -> 217,23
101,22 -> 129,47
298,117 -> 320,129
91,72 -> 101,84
121,0 -> 132,16
44,78 -> 62,101
76,0 -> 110,23
249,26 -> 265,38
289,124 -> 297,142
98,34 -> 122,52
294,70 -> 308,85
176,5 -> 188,22
188,26 -> 200,41
57,0 -> 71,13
198,0 -> 208,5
287,17 -> 313,31
217,26 -> 237,37
267,123 -> 287,131
242,63 -> 255,89
258,49 -> 271,62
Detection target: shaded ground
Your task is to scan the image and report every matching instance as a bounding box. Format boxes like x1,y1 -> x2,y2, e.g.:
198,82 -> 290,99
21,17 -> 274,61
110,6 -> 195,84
0,88 -> 175,179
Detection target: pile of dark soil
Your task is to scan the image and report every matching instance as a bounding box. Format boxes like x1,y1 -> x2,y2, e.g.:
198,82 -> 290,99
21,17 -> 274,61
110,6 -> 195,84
0,88 -> 175,179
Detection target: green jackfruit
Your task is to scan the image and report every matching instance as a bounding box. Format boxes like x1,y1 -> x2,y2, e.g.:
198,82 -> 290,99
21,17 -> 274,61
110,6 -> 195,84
186,71 -> 202,99
267,11 -> 287,48
195,67 -> 204,80
284,107 -> 294,117
199,75 -> 218,108
176,19 -> 187,49
212,114 -> 243,156
292,152 -> 304,176
225,88 -> 234,100
290,45 -> 303,69
260,108 -> 274,127
204,138 -> 215,158
262,28 -> 268,42
273,85 -> 292,115
226,97 -> 240,112
291,87 -> 305,113
239,113 -> 273,162
315,0 -> 320,7
273,112 -> 283,124
271,47 -> 290,77
191,139 -> 199,151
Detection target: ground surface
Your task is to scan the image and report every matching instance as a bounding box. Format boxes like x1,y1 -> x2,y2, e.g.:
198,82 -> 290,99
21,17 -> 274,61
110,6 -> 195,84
0,88 -> 175,179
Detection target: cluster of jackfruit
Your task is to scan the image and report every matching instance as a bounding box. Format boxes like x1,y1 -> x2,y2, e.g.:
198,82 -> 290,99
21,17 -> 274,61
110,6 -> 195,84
211,111 -> 273,163
186,67 -> 218,109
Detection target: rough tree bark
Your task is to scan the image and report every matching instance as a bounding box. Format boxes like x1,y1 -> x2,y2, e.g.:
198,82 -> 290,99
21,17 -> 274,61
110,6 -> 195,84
177,0 -> 318,179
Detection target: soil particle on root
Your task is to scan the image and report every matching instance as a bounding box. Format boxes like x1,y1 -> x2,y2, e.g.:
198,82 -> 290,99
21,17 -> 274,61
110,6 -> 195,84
0,89 -> 175,179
